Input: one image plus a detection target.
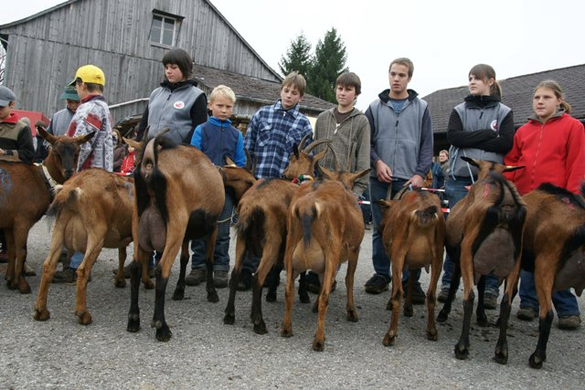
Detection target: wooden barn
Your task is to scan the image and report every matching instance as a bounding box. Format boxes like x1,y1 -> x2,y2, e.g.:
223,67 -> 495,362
423,64 -> 585,154
0,0 -> 333,128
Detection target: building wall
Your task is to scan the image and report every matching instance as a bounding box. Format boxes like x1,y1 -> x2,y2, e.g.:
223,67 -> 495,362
1,0 -> 280,122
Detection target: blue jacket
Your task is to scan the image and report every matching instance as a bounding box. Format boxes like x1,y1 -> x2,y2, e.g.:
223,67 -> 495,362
191,117 -> 246,167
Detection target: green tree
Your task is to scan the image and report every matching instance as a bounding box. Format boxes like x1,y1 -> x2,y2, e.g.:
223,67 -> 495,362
278,33 -> 313,78
309,28 -> 348,103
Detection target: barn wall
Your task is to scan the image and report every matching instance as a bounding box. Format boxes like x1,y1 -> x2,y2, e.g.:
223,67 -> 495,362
1,0 -> 280,122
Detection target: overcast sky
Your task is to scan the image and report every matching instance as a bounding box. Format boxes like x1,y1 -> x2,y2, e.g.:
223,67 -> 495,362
3,0 -> 585,113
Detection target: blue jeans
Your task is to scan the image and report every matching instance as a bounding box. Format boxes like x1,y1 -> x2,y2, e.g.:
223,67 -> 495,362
518,270 -> 580,317
441,176 -> 499,296
190,190 -> 234,271
69,251 -> 84,269
369,177 -> 420,285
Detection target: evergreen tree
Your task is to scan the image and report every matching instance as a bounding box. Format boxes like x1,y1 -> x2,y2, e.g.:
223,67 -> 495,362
278,33 -> 313,78
310,28 -> 348,103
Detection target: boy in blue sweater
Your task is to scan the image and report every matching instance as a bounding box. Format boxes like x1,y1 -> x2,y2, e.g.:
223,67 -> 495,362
186,85 -> 246,287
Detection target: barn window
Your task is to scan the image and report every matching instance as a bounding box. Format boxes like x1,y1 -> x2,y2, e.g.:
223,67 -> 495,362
150,11 -> 181,46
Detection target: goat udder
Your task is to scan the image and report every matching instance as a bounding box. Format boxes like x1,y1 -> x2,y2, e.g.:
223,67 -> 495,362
138,206 -> 167,253
473,229 -> 515,279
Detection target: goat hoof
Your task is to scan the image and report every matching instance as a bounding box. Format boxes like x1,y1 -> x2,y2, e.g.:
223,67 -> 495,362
207,290 -> 219,303
155,324 -> 172,342
76,311 -> 93,325
529,352 -> 545,369
127,316 -> 140,333
33,308 -> 50,321
114,278 -> 126,288
172,288 -> 184,301
437,310 -> 449,323
427,329 -> 438,341
253,321 -> 268,335
477,315 -> 488,327
266,292 -> 276,302
312,338 -> 325,352
454,343 -> 469,360
404,306 -> 414,317
223,313 -> 235,325
494,352 -> 508,365
386,301 -> 393,311
143,279 -> 155,290
347,310 -> 358,322
18,280 -> 32,294
382,333 -> 395,347
299,292 -> 310,304
281,327 -> 293,338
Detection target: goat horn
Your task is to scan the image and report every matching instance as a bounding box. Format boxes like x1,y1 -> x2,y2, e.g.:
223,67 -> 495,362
325,143 -> 340,171
303,138 -> 331,154
298,134 -> 311,151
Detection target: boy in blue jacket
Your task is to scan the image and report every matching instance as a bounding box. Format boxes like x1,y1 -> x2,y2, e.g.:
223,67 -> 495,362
186,85 -> 246,287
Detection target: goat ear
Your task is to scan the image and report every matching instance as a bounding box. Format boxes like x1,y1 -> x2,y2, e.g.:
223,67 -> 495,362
317,163 -> 335,179
77,131 -> 96,144
312,149 -> 328,163
38,126 -> 57,144
123,137 -> 142,151
225,156 -> 236,166
503,165 -> 524,173
460,156 -> 479,167
353,168 -> 371,180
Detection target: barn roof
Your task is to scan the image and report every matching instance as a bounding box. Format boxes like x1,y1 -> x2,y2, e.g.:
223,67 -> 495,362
193,64 -> 334,112
423,64 -> 585,133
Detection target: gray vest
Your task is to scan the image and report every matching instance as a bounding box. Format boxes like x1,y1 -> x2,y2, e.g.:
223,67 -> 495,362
147,84 -> 204,143
449,102 -> 511,178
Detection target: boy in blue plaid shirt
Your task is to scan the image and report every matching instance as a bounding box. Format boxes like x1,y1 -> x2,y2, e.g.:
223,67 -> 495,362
243,71 -> 313,179
238,72 -> 313,289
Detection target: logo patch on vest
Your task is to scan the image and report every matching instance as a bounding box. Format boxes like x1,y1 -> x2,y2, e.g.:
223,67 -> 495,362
174,101 -> 185,109
490,120 -> 498,131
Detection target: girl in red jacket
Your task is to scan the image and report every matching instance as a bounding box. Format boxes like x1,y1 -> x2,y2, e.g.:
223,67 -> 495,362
505,79 -> 585,330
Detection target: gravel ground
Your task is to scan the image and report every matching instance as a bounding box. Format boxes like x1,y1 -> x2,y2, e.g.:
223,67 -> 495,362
1,220 -> 584,389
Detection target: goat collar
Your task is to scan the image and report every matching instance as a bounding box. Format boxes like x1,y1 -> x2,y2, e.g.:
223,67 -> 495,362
291,174 -> 314,185
37,163 -> 58,199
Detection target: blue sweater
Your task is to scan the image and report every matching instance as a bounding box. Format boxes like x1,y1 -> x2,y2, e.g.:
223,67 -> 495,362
191,116 -> 246,167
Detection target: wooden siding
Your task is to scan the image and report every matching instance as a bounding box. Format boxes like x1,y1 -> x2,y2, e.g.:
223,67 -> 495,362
0,0 -> 285,121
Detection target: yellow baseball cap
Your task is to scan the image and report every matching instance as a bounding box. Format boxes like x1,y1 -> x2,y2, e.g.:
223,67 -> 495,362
68,64 -> 106,86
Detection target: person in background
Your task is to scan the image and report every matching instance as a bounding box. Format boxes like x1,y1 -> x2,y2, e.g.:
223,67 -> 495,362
0,86 -> 35,263
437,64 -> 514,309
505,79 -> 584,330
46,85 -> 81,138
185,85 -> 246,288
364,58 -> 433,304
304,71 -> 370,294
33,121 -> 49,163
53,64 -> 114,283
112,129 -> 126,172
239,71 -> 313,290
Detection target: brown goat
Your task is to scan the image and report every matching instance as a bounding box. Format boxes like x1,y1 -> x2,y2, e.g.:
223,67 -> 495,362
0,127 -> 94,293
521,183 -> 585,369
33,168 -> 154,324
281,166 -> 370,351
223,136 -> 330,335
438,157 -> 526,364
127,136 -> 224,341
377,188 -> 445,346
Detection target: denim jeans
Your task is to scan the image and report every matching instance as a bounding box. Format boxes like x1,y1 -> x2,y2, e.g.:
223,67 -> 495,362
369,177 -> 420,285
190,190 -> 235,272
518,270 -> 580,317
441,176 -> 499,296
69,251 -> 84,269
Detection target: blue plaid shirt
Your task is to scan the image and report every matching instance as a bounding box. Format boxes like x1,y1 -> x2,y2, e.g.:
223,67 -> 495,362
244,99 -> 313,179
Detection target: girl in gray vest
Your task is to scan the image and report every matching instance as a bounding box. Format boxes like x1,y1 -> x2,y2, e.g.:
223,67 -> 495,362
438,64 -> 515,309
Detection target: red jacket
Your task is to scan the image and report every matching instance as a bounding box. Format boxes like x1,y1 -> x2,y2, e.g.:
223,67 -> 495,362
504,112 -> 585,195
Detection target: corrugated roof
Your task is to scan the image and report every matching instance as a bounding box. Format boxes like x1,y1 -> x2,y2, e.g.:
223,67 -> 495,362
424,64 -> 585,133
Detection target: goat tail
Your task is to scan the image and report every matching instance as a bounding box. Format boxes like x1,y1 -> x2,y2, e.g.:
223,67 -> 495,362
140,137 -> 159,182
293,202 -> 320,248
48,186 -> 83,217
236,206 -> 265,257
412,205 -> 438,227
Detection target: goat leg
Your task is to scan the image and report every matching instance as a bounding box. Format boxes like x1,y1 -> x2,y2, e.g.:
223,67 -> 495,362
114,247 -> 127,288
34,240 -> 65,321
172,241 -> 190,301
126,258 -> 143,333
475,276 -> 488,327
454,289 -> 474,360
